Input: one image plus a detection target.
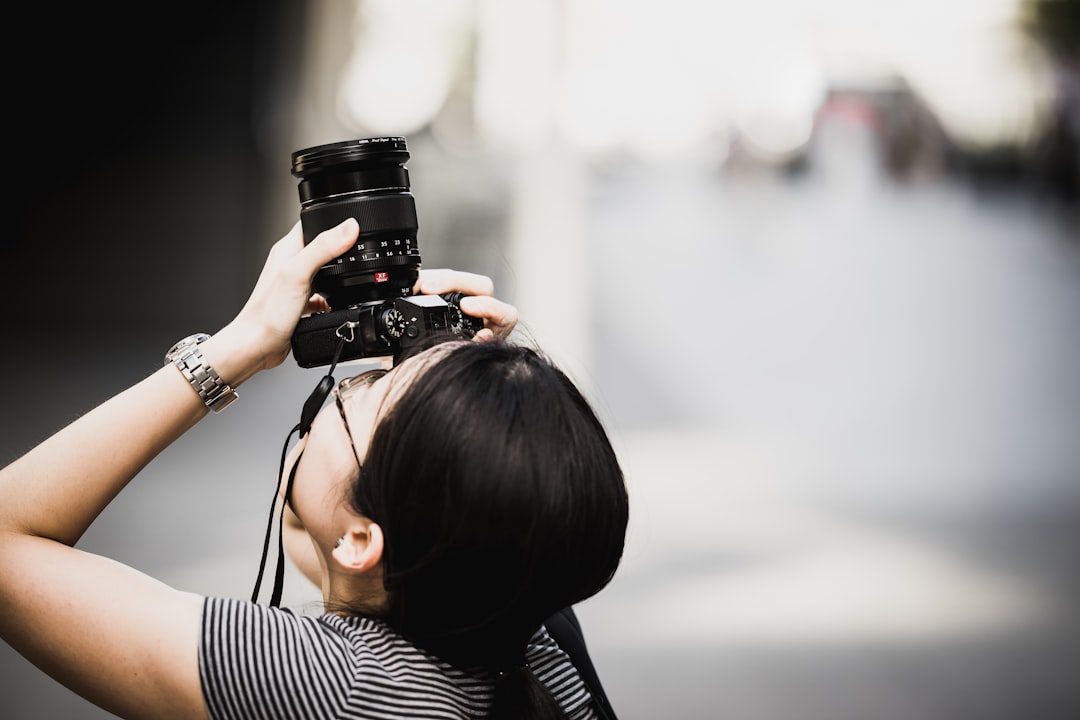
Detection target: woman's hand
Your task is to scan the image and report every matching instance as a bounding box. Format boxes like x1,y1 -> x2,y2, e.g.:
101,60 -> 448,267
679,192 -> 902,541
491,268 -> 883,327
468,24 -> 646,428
209,219 -> 518,386
416,269 -> 519,341
208,219 -> 360,383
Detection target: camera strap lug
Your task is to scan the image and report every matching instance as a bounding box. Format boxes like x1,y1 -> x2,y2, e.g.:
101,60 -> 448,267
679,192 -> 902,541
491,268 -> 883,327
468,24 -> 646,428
335,321 -> 359,344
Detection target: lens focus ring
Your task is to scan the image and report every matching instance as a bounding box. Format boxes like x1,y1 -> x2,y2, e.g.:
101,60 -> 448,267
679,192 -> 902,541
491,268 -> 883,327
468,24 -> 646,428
299,191 -> 417,242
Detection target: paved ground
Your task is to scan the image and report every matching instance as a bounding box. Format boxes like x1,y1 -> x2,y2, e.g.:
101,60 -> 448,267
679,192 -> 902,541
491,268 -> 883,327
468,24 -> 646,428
2,118 -> 1079,718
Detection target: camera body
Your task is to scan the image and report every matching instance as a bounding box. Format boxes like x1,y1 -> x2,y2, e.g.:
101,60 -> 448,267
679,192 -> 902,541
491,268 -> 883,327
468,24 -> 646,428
288,136 -> 482,367
292,294 -> 481,368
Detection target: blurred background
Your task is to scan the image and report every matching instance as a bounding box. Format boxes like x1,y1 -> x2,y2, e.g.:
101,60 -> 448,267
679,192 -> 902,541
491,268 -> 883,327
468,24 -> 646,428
2,1 -> 1078,718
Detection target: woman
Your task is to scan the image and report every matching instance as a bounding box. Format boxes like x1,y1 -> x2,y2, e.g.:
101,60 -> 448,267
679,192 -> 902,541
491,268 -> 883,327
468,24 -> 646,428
0,218 -> 629,719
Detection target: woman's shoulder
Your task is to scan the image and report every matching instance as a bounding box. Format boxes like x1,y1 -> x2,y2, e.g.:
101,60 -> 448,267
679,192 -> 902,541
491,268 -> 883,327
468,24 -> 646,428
201,598 -> 597,719
203,596 -> 449,671
201,596 -> 496,717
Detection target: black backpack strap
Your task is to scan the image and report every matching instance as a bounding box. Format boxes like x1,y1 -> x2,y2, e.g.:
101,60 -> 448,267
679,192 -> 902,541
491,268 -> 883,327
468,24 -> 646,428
544,607 -> 618,720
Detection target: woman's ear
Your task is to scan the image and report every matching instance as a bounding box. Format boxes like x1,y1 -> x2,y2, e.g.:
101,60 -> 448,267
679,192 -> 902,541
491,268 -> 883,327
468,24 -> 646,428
331,521 -> 384,573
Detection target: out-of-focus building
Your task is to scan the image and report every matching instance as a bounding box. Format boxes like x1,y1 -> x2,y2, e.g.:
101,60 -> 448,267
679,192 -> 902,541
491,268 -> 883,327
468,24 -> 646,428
1021,0 -> 1080,204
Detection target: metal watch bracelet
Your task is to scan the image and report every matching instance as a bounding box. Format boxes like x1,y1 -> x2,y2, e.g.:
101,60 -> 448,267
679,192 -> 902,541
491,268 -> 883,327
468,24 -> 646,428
165,334 -> 238,413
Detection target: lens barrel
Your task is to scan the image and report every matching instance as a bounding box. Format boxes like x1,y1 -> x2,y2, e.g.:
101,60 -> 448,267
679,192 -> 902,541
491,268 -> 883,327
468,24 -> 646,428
291,137 -> 421,308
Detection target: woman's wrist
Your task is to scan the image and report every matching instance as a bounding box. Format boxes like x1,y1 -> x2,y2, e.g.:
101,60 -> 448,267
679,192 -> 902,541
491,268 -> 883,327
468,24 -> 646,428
196,321 -> 278,392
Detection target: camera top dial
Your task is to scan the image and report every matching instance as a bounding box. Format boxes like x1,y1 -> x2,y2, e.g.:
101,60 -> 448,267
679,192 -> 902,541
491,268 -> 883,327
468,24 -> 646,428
379,306 -> 407,340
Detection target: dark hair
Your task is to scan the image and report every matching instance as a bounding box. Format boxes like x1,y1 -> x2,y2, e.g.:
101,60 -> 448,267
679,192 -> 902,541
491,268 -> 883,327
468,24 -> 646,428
349,339 -> 628,718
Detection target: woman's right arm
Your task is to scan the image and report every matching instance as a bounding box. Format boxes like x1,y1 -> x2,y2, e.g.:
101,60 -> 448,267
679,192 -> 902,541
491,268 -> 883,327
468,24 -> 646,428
0,219 -> 359,719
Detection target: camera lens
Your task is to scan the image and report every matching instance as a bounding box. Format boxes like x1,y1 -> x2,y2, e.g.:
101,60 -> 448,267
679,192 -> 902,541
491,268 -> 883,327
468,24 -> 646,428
291,136 -> 421,308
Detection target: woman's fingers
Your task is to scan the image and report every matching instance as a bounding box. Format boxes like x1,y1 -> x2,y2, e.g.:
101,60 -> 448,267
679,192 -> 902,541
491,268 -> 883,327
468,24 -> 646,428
292,218 -> 357,283
416,268 -> 516,339
458,294 -> 518,340
255,220 -> 355,318
303,294 -> 331,316
417,268 -> 495,298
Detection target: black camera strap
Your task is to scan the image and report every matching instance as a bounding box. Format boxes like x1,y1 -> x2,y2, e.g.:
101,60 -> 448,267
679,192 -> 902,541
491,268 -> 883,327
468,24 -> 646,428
250,421 -> 301,607
251,335 -> 350,607
544,607 -> 618,720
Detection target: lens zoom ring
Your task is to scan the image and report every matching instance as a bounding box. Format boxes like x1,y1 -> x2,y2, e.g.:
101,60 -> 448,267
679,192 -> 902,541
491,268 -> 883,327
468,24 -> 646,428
301,192 -> 417,240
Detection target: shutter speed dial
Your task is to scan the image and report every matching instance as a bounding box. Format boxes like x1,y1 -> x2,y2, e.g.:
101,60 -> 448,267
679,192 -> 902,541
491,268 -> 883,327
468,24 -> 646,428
447,304 -> 464,334
380,307 -> 407,338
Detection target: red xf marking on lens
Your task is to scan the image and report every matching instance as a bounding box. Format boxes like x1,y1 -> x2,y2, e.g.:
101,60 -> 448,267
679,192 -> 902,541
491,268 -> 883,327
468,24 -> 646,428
375,272 -> 389,283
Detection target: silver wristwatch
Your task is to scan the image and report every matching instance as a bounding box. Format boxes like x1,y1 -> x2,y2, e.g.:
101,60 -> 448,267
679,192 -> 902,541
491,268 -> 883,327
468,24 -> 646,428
164,333 -> 238,413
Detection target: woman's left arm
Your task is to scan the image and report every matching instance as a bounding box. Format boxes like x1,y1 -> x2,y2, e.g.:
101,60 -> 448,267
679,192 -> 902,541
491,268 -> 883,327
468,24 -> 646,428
0,219 -> 358,719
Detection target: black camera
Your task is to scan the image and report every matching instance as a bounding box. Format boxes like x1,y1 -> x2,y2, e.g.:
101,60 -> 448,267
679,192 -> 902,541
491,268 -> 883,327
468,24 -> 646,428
288,136 -> 482,368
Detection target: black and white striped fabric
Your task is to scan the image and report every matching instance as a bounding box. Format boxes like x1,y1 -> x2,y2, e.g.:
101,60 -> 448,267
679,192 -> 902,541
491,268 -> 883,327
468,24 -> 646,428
199,596 -> 597,719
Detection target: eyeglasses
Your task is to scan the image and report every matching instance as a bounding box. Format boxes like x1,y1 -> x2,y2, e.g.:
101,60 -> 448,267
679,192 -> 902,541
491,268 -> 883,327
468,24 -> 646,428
334,368 -> 389,469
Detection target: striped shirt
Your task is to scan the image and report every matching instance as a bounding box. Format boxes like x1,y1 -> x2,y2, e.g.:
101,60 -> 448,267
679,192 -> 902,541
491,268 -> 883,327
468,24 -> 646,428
199,596 -> 597,719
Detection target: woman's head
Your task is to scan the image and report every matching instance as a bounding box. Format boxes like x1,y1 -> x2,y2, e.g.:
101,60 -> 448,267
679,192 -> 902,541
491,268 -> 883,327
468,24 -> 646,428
335,339 -> 629,668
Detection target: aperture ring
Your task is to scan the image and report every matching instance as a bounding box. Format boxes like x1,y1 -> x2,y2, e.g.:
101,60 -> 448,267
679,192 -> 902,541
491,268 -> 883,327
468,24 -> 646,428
319,252 -> 419,277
